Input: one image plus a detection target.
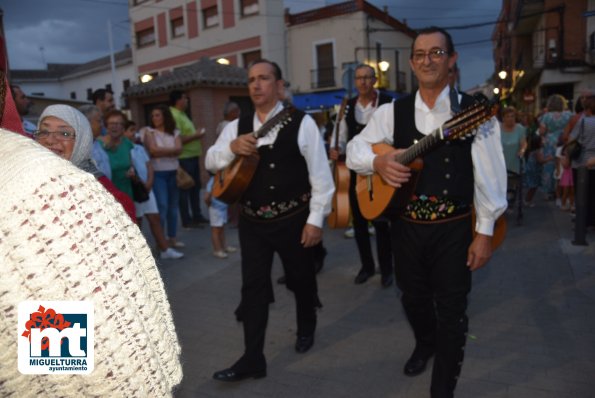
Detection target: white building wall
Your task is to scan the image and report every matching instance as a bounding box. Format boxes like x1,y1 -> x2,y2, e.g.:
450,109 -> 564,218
287,11 -> 412,94
129,0 -> 285,75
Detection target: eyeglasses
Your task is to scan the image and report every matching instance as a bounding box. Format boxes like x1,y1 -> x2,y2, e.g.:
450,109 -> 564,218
355,75 -> 375,82
33,130 -> 76,141
412,49 -> 449,63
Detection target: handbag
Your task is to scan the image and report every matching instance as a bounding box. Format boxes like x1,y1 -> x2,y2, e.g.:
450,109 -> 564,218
176,166 -> 195,189
131,177 -> 150,203
566,119 -> 584,161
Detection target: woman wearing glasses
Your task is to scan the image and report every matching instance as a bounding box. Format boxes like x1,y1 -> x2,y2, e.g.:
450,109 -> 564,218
34,104 -> 136,221
99,109 -> 135,200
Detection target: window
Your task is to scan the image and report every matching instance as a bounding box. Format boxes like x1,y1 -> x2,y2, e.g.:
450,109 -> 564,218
123,79 -> 131,91
240,0 -> 259,16
133,0 -> 149,5
105,84 -> 112,92
70,91 -> 76,100
203,6 -> 219,28
242,50 -> 261,68
136,27 -> 155,48
171,17 -> 184,38
314,42 -> 335,88
86,88 -> 93,101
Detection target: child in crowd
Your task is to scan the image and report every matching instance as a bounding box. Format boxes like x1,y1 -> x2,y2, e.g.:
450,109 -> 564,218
124,121 -> 184,260
559,144 -> 575,211
524,133 -> 554,207
205,174 -> 236,259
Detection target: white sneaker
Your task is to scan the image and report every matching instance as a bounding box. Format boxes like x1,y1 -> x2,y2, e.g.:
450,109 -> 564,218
344,228 -> 354,238
555,198 -> 561,208
160,248 -> 184,260
225,246 -> 237,253
213,250 -> 228,259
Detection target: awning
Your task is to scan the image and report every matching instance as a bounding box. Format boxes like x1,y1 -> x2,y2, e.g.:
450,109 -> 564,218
292,89 -> 405,111
292,89 -> 347,111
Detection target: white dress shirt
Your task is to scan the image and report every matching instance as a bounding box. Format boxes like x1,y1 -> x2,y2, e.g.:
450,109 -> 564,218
330,89 -> 387,153
346,86 -> 507,236
205,101 -> 335,228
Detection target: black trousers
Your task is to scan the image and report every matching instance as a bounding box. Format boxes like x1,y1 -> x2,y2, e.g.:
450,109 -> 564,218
349,170 -> 393,276
178,156 -> 204,225
237,209 -> 318,370
391,216 -> 472,398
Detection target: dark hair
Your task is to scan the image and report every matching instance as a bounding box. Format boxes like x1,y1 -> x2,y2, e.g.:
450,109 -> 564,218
92,88 -> 113,104
151,104 -> 177,135
584,95 -> 595,114
410,26 -> 455,58
354,64 -> 376,78
248,59 -> 283,81
169,90 -> 185,106
525,132 -> 542,159
9,84 -> 21,99
104,109 -> 127,124
125,120 -> 136,130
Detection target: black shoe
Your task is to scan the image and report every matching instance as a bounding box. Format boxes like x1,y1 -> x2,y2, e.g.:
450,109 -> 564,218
277,275 -> 286,284
403,351 -> 433,377
381,273 -> 394,288
295,335 -> 314,353
354,270 -> 374,284
213,367 -> 266,382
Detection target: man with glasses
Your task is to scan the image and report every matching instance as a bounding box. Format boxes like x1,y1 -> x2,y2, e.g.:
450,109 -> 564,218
346,27 -> 507,397
329,64 -> 394,287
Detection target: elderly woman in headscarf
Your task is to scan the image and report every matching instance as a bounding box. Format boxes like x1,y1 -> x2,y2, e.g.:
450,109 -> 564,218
34,104 -> 136,220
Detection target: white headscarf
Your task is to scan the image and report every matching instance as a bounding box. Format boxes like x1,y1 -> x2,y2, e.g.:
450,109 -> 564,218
38,104 -> 102,177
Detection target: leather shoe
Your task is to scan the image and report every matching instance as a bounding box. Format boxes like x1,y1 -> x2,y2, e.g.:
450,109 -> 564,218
213,367 -> 266,382
277,275 -> 286,284
354,270 -> 374,284
381,273 -> 394,288
403,352 -> 433,377
295,335 -> 314,353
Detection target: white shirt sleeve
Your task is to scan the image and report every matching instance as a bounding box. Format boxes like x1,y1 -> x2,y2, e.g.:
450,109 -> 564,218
205,119 -> 239,173
346,102 -> 395,175
297,114 -> 335,228
472,117 -> 508,235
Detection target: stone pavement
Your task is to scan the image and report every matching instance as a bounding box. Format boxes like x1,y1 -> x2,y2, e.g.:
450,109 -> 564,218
150,196 -> 595,398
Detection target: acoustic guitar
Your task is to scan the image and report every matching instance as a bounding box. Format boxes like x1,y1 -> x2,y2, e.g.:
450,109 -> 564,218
327,97 -> 350,229
212,106 -> 295,204
356,94 -> 499,219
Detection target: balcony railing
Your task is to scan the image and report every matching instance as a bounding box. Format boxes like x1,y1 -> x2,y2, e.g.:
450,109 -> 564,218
310,67 -> 336,89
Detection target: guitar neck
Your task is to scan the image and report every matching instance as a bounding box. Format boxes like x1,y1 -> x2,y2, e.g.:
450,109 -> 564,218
254,106 -> 293,139
395,128 -> 443,165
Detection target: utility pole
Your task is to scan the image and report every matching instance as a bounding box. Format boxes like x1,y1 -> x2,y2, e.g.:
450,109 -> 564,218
107,19 -> 119,108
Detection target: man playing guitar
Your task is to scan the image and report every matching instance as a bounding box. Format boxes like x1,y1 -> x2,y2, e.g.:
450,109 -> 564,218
346,27 -> 507,397
330,64 -> 394,287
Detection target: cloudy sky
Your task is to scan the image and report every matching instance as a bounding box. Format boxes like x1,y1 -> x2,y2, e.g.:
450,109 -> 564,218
3,0 -> 501,90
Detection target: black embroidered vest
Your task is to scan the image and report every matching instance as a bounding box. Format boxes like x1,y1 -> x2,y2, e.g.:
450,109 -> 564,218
345,92 -> 393,142
393,93 -> 475,207
238,109 -> 310,214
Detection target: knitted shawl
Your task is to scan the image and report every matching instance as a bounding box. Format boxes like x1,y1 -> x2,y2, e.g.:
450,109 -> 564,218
0,129 -> 182,397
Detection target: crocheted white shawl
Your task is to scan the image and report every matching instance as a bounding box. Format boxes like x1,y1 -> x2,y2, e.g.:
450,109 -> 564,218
0,130 -> 182,397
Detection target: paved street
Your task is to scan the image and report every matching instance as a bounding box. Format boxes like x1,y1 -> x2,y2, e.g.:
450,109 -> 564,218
150,197 -> 595,398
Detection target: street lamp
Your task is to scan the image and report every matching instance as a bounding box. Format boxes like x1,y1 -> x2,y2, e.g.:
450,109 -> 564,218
140,74 -> 153,83
216,58 -> 230,65
493,87 -> 500,95
498,70 -> 507,80
378,61 -> 390,72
